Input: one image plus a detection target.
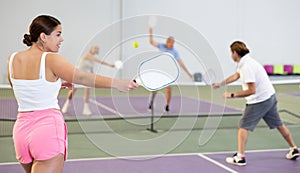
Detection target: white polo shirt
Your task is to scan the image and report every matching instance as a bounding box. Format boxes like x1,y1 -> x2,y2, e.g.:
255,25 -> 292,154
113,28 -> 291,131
237,54 -> 275,104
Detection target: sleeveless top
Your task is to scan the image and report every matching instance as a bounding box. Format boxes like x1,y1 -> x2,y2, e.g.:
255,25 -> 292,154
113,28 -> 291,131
9,52 -> 61,112
78,57 -> 93,73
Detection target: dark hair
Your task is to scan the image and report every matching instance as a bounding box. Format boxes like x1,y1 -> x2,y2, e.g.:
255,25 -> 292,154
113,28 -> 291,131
230,41 -> 250,57
23,15 -> 61,46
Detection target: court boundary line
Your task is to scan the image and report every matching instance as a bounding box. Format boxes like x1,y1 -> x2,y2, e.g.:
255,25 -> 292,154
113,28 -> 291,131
0,148 -> 289,165
89,99 -> 123,117
93,95 -> 244,113
1,78 -> 299,88
198,153 -> 238,173
201,148 -> 288,155
88,95 -> 243,118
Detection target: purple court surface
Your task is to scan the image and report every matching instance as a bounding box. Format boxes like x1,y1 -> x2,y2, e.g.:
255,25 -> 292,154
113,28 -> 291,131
0,96 -> 242,119
283,93 -> 300,98
1,149 -> 299,173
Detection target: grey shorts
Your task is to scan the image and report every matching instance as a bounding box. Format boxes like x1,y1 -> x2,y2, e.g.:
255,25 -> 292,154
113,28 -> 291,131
239,94 -> 283,131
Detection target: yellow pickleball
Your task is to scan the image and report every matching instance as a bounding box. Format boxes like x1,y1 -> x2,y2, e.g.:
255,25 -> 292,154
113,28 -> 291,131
132,41 -> 139,48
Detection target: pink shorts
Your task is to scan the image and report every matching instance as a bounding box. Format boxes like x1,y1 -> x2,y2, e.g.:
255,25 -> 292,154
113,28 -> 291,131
13,109 -> 68,164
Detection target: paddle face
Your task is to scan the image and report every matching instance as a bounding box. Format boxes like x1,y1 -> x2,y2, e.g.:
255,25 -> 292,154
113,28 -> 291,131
148,16 -> 157,27
136,53 -> 179,91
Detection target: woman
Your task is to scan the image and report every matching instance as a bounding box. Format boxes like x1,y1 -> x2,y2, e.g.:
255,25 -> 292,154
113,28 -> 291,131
7,15 -> 138,173
61,45 -> 115,115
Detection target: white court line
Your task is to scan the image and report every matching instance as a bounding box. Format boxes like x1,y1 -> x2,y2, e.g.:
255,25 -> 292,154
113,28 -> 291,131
0,162 -> 19,165
0,152 -> 198,165
89,99 -> 123,117
201,148 -> 288,155
198,154 -> 238,173
0,148 -> 290,166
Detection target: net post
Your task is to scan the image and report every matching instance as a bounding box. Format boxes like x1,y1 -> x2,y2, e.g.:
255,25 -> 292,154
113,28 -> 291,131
147,98 -> 157,133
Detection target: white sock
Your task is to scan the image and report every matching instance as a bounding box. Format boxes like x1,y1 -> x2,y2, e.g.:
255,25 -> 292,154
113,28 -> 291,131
64,99 -> 70,105
290,146 -> 297,150
237,153 -> 245,158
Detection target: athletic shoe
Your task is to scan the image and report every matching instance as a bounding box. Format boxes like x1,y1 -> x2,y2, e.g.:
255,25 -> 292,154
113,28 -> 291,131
61,100 -> 70,113
226,153 -> 246,166
147,104 -> 152,112
165,105 -> 169,112
286,148 -> 299,160
83,103 -> 92,116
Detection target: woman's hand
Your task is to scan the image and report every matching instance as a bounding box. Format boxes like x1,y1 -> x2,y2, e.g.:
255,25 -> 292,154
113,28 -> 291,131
112,79 -> 139,92
61,81 -> 73,90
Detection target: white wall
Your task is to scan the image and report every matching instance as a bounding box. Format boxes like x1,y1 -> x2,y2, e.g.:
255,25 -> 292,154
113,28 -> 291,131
123,0 -> 300,79
1,0 -> 300,84
0,0 -> 121,83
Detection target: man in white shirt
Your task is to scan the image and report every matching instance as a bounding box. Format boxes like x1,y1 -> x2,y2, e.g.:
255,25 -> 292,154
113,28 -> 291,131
213,41 -> 299,166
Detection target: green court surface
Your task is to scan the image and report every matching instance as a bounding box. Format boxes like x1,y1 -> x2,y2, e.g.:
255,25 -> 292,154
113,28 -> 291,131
0,84 -> 300,163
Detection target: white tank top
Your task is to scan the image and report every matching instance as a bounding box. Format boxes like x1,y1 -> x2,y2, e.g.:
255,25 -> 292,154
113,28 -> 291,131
9,52 -> 61,112
78,57 -> 93,73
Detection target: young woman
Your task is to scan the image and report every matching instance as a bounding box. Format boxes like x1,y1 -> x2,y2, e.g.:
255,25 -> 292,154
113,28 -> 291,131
7,15 -> 138,173
61,45 -> 115,115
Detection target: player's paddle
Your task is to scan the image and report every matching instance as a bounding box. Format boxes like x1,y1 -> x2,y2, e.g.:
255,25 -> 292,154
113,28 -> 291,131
148,16 -> 157,28
134,53 -> 180,91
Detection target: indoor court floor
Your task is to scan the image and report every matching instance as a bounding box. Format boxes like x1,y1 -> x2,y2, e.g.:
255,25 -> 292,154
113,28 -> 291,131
0,84 -> 299,172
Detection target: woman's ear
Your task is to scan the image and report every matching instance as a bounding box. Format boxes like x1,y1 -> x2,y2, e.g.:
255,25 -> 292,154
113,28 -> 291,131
39,32 -> 47,43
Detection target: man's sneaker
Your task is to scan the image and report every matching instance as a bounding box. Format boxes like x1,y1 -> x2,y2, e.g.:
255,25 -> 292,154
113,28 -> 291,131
286,148 -> 299,160
226,153 -> 246,166
164,105 -> 169,112
147,104 -> 152,112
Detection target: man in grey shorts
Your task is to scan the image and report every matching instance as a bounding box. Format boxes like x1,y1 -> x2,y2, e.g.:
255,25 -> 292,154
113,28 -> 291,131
213,41 -> 299,166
